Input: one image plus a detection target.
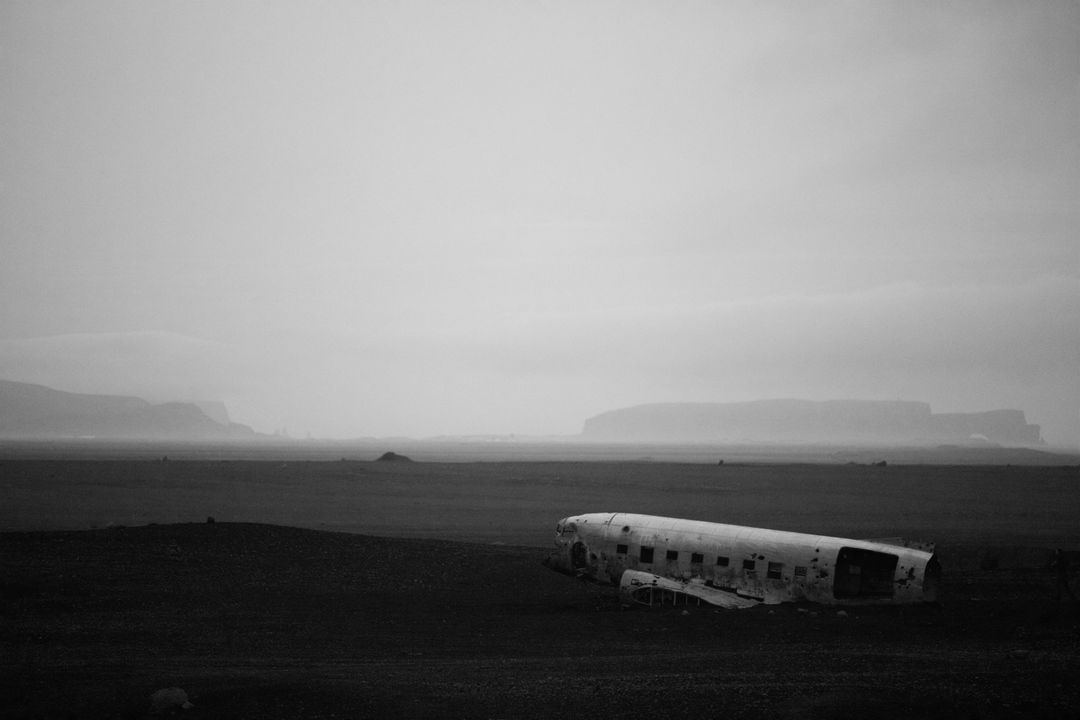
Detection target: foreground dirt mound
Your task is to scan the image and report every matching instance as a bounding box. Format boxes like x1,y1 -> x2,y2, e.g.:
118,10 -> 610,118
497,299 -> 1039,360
2,522 -> 1078,719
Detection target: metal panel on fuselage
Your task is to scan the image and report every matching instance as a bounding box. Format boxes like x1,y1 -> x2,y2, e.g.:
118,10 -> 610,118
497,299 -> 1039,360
568,512 -> 934,605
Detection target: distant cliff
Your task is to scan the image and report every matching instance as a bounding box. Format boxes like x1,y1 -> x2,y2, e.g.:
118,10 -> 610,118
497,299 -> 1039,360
0,380 -> 258,440
581,400 -> 1043,446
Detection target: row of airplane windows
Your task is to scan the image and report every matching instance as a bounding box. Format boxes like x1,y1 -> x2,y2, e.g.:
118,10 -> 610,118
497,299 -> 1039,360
614,543 -> 798,580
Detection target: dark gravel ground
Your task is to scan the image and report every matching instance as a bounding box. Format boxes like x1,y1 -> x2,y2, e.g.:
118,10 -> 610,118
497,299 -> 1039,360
3,521 -> 1079,719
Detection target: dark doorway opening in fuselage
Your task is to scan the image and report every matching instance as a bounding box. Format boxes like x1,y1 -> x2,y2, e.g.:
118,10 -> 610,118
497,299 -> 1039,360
833,547 -> 898,599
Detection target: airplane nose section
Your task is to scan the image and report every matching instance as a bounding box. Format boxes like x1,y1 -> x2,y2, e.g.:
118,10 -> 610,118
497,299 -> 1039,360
545,517 -> 576,576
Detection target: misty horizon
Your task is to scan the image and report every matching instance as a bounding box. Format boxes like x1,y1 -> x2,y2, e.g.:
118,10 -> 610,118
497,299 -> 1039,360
2,2 -> 1077,446
0,378 -> 1062,455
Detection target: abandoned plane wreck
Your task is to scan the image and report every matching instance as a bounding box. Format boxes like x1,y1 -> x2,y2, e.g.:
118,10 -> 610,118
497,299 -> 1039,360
544,513 -> 940,608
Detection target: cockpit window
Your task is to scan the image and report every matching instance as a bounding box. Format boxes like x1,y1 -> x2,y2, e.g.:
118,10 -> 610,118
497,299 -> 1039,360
559,523 -> 577,536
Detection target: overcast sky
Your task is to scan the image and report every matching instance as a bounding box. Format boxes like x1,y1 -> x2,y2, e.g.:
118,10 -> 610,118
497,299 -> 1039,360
2,1 -> 1077,445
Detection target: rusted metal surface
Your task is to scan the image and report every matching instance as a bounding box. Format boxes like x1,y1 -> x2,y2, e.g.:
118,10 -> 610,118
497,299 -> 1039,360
544,512 -> 939,607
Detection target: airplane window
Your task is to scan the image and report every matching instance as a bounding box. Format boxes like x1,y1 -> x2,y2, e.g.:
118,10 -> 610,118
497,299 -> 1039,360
666,550 -> 679,561
716,556 -> 729,566
640,547 -> 654,563
767,562 -> 783,579
795,566 -> 807,578
742,559 -> 756,570
691,552 -> 704,564
616,544 -> 628,554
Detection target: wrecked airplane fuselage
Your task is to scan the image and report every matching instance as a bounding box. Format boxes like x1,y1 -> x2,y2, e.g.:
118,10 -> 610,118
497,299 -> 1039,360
544,513 -> 940,608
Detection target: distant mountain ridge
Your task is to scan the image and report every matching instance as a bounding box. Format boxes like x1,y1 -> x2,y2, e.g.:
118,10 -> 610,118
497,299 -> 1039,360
582,400 -> 1043,446
0,380 -> 257,440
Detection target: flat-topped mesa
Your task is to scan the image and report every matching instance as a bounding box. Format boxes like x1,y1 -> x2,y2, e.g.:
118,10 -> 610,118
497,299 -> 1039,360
0,379 -> 257,440
581,400 -> 1042,445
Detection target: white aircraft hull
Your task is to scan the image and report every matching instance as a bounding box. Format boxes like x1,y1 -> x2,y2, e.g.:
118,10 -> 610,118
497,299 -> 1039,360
544,512 -> 940,607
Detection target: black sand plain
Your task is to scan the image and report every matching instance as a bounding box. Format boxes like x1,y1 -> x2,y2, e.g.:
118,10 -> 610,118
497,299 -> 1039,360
2,454 -> 1079,718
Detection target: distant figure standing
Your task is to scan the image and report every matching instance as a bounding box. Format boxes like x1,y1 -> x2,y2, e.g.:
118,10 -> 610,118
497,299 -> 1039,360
1052,549 -> 1076,602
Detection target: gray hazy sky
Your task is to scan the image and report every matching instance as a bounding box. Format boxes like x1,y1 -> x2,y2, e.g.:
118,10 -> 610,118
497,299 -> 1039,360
2,1 -> 1078,445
